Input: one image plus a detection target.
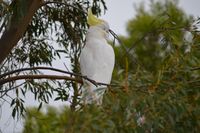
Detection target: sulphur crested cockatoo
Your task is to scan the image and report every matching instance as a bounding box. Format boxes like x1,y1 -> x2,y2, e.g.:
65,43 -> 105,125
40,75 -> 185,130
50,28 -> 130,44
80,9 -> 115,105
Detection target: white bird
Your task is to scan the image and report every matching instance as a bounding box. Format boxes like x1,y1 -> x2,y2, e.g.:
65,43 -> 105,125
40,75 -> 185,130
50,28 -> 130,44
80,9 -> 115,105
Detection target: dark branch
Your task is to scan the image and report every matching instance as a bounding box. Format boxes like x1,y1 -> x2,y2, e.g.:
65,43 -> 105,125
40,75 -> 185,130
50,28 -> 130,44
190,67 -> 200,71
0,82 -> 26,98
0,73 -> 113,87
0,67 -> 111,87
0,74 -> 83,85
0,67 -> 77,78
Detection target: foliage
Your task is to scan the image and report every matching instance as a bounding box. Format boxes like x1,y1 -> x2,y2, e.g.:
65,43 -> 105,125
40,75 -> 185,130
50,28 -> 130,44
0,0 -> 106,117
115,0 -> 192,73
22,0 -> 200,132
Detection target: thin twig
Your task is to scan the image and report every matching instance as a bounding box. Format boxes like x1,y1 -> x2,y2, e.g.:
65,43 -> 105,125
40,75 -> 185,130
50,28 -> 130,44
109,28 -> 141,66
118,12 -> 169,66
0,82 -> 26,98
187,79 -> 200,84
190,67 -> 200,71
41,1 -> 87,15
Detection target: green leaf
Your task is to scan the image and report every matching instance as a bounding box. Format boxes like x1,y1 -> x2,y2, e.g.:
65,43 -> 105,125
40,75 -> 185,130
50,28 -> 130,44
10,99 -> 15,107
54,97 -> 61,101
38,102 -> 43,111
12,108 -> 16,118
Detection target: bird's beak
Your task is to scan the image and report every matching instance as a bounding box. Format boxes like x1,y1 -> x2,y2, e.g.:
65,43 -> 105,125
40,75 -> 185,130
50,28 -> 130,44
108,29 -> 115,36
109,29 -> 122,45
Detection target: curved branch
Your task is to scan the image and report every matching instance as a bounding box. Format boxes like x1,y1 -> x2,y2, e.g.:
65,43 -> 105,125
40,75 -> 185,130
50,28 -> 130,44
0,73 -> 113,87
0,74 -> 83,85
0,67 -> 77,78
0,67 -> 107,86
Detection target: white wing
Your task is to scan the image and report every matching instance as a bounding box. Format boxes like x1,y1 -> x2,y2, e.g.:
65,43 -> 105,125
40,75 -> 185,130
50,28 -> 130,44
80,37 -> 115,105
80,38 -> 114,84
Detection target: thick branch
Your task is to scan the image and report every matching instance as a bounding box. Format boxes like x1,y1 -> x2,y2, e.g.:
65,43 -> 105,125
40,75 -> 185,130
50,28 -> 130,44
0,67 -> 76,78
0,0 -> 43,64
0,67 -> 111,87
0,73 -> 112,87
0,74 -> 83,85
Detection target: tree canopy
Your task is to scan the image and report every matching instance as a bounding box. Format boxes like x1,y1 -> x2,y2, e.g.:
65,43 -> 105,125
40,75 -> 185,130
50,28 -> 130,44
0,0 -> 107,118
21,0 -> 200,132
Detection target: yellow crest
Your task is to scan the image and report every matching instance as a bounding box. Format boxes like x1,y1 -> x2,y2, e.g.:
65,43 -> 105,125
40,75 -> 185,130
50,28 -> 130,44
87,8 -> 104,26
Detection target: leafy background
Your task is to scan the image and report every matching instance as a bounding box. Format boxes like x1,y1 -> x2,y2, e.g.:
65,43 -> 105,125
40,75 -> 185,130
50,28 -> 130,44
0,0 -> 200,132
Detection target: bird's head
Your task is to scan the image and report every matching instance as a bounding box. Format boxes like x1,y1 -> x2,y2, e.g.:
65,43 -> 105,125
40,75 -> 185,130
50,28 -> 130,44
87,8 -> 110,39
87,8 -> 120,43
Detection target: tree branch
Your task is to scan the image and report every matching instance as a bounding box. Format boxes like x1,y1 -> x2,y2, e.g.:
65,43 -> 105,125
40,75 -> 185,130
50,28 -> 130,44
190,67 -> 200,71
0,66 -> 111,87
0,66 -> 77,78
0,82 -> 26,98
0,74 -> 83,85
0,0 -> 44,64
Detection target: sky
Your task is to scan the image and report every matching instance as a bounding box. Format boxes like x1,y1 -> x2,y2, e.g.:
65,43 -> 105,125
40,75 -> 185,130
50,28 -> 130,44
1,0 -> 200,133
102,0 -> 200,36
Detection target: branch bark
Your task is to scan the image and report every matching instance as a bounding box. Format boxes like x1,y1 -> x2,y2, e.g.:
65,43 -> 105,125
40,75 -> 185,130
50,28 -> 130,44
0,73 -> 114,87
0,66 -> 111,87
0,0 -> 43,64
0,74 -> 83,85
190,67 -> 200,71
0,66 -> 77,78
